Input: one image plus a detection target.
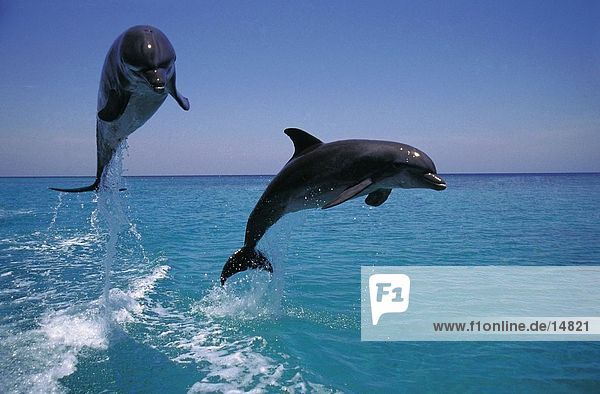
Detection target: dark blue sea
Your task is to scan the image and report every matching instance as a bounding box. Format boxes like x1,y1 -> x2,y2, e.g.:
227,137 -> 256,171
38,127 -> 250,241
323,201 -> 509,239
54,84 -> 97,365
1,173 -> 599,393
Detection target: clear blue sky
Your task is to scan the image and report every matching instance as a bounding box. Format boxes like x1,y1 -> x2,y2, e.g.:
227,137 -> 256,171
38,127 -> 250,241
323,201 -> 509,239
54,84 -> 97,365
0,0 -> 598,176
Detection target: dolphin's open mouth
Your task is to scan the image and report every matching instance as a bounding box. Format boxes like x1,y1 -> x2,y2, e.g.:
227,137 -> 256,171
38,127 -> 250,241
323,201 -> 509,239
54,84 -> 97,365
423,173 -> 447,190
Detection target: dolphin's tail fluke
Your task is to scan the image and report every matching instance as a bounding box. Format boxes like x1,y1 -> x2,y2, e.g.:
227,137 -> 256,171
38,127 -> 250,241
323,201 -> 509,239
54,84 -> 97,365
220,246 -> 273,285
49,178 -> 100,193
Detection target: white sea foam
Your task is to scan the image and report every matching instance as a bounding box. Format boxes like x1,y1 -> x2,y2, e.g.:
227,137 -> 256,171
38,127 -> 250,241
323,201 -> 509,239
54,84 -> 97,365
2,232 -> 100,255
128,264 -> 170,300
196,276 -> 277,320
40,308 -> 108,350
0,261 -> 171,394
176,326 -> 285,393
54,234 -> 100,254
107,264 -> 170,323
0,305 -> 107,394
161,279 -> 334,393
141,280 -> 289,392
0,208 -> 34,219
55,234 -> 98,249
180,326 -> 335,393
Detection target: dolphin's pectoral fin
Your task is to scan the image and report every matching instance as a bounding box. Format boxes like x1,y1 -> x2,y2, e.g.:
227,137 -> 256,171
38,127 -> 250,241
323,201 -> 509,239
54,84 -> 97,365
322,178 -> 373,209
365,188 -> 392,207
168,71 -> 190,111
172,91 -> 190,110
98,89 -> 131,122
284,128 -> 323,160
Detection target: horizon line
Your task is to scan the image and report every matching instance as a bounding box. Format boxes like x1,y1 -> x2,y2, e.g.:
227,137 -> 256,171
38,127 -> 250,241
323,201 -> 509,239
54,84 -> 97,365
1,172 -> 599,179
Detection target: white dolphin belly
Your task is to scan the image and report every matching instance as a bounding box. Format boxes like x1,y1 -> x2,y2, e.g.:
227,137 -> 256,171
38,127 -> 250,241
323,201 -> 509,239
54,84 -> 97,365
97,91 -> 167,150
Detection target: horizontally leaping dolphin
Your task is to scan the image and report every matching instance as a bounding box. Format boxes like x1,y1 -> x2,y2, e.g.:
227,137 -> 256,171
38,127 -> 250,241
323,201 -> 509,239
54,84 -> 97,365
50,25 -> 189,192
220,128 -> 447,285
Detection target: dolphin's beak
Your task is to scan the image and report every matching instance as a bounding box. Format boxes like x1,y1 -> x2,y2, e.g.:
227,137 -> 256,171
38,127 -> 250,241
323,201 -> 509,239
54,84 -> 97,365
423,173 -> 447,190
143,69 -> 167,93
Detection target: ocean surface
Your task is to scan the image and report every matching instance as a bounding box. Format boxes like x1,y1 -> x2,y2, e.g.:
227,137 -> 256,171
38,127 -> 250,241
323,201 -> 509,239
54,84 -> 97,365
1,173 -> 599,393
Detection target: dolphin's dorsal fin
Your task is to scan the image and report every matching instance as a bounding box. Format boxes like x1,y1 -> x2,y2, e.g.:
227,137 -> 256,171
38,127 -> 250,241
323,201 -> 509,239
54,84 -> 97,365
284,128 -> 323,160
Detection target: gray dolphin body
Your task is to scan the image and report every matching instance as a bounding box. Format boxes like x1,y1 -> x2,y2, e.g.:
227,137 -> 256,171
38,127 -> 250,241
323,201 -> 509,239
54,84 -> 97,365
51,25 -> 189,192
220,128 -> 447,284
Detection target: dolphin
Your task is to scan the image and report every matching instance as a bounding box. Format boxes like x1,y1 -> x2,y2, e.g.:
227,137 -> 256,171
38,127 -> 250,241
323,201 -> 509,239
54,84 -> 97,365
220,128 -> 447,285
50,25 -> 189,192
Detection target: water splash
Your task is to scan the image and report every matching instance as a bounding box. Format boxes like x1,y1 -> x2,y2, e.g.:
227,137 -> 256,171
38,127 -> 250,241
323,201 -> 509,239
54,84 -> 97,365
197,273 -> 275,320
48,192 -> 63,231
108,263 -> 170,323
95,142 -> 130,320
259,210 -> 310,311
199,211 -> 309,321
0,309 -> 107,394
0,262 -> 172,394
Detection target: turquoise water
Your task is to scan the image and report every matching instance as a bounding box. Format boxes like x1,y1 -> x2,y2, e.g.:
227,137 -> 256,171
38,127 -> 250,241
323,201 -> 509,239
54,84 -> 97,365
1,174 -> 599,392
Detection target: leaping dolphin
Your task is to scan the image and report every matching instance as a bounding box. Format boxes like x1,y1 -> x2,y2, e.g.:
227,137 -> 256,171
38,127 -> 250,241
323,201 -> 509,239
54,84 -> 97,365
50,25 -> 189,192
220,128 -> 447,285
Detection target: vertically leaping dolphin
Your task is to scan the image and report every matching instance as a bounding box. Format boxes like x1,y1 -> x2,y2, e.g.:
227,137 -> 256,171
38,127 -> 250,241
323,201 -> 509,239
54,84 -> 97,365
220,128 -> 447,285
50,25 -> 189,192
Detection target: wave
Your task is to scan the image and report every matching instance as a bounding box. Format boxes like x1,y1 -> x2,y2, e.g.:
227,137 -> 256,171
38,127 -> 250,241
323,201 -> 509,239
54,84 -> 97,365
0,303 -> 107,394
0,261 -> 171,394
146,276 -> 335,393
0,209 -> 34,220
108,263 -> 170,323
